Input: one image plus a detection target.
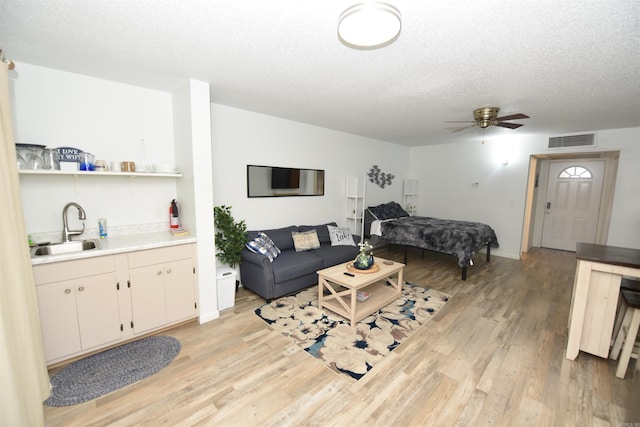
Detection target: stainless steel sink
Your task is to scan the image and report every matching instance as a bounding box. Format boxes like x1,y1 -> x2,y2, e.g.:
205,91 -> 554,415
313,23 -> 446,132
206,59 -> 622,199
31,239 -> 100,257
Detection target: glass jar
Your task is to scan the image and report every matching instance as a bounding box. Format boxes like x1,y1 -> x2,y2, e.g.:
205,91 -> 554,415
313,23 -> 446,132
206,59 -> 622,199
43,148 -> 60,170
79,152 -> 95,171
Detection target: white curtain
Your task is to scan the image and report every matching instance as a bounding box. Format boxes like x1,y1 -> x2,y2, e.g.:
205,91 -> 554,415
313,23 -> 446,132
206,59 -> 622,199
0,61 -> 50,425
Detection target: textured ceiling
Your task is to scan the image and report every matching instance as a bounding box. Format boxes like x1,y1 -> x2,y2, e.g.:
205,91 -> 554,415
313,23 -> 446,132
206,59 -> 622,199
1,0 -> 639,147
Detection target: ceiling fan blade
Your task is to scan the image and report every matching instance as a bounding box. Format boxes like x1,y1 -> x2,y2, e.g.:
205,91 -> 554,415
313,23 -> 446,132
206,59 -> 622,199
451,124 -> 476,133
495,121 -> 524,129
495,113 -> 529,121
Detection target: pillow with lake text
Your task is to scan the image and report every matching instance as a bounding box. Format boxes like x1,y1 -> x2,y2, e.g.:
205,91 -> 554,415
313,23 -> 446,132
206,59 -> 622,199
327,225 -> 357,247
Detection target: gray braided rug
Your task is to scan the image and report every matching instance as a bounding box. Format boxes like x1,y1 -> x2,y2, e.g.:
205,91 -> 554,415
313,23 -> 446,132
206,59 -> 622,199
44,335 -> 181,407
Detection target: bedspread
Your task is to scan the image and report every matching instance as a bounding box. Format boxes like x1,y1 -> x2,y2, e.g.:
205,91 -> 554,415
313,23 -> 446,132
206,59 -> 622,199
378,216 -> 499,267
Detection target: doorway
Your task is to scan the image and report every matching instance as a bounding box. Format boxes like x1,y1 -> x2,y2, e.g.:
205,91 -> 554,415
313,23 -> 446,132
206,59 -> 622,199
521,151 -> 619,254
540,160 -> 605,251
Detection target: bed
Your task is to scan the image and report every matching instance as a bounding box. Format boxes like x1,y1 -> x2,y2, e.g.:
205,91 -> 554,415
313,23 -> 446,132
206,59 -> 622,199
365,202 -> 499,280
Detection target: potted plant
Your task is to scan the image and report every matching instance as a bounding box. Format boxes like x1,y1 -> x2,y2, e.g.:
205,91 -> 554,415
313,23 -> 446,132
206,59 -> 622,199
213,205 -> 247,269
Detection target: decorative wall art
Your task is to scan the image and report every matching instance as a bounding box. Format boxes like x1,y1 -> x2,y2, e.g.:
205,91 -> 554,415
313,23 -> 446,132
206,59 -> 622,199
368,165 -> 394,188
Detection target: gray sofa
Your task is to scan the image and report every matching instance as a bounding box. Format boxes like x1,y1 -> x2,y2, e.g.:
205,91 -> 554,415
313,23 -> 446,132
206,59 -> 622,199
239,222 -> 360,302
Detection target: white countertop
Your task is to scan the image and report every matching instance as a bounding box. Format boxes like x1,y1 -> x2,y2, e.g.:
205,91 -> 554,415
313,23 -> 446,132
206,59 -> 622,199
30,231 -> 197,265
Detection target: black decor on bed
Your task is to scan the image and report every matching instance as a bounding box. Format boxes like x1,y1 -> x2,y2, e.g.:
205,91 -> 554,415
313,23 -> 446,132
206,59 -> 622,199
367,205 -> 499,280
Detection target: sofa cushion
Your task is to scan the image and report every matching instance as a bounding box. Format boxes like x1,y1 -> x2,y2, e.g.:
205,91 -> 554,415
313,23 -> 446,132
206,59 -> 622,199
299,222 -> 337,244
245,232 -> 281,261
270,250 -> 325,283
247,226 -> 298,251
291,229 -> 321,252
327,225 -> 357,246
310,243 -> 359,268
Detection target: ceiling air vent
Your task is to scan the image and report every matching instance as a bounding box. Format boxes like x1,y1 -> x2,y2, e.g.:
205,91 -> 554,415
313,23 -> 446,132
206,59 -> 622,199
548,133 -> 595,149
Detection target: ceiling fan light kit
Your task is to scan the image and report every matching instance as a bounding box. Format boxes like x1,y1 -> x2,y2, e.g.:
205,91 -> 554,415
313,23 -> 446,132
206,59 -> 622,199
448,107 -> 530,133
338,2 -> 401,49
473,107 -> 501,128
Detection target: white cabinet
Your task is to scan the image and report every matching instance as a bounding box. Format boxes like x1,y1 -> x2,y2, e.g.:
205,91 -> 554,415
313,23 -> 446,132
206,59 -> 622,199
128,244 -> 197,335
346,176 -> 365,238
34,256 -> 122,363
33,243 -> 198,365
75,273 -> 122,350
36,280 -> 82,361
165,258 -> 198,322
129,266 -> 167,334
403,179 -> 419,216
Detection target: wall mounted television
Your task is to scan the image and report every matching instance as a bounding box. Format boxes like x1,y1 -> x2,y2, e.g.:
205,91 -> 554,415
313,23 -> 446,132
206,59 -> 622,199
247,165 -> 325,197
271,167 -> 300,189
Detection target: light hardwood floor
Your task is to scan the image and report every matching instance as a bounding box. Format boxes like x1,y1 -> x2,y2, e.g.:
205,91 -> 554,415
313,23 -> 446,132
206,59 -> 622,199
44,247 -> 638,426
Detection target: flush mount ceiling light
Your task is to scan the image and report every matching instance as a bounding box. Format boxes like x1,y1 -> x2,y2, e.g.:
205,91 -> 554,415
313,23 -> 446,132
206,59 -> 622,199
338,2 -> 402,50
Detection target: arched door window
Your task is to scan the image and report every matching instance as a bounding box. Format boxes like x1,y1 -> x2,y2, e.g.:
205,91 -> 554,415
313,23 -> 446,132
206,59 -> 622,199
558,166 -> 592,179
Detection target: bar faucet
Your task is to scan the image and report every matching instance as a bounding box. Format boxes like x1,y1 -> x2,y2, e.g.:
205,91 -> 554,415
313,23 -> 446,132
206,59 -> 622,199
62,202 -> 86,243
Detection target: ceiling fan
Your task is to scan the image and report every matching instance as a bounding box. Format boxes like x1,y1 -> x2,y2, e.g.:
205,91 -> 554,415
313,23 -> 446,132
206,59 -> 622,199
447,107 -> 529,133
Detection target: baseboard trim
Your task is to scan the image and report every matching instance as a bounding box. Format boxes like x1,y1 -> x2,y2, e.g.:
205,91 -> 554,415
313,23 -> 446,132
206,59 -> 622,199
198,310 -> 220,324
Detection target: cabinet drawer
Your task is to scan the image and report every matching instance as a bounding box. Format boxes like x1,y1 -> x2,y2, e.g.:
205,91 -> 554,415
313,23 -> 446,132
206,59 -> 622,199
33,255 -> 115,284
127,244 -> 194,268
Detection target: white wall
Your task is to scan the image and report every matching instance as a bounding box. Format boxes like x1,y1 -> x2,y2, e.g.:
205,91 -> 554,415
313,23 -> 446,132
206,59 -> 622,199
603,128 -> 640,247
211,104 -> 411,231
13,62 -> 638,268
409,127 -> 640,259
10,63 -> 178,235
172,79 -> 218,323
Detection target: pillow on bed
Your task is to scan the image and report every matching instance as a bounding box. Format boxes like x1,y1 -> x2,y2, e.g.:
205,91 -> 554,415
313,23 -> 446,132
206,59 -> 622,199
365,209 -> 380,224
367,204 -> 384,219
390,202 -> 411,218
369,202 -> 410,220
246,232 -> 281,261
327,225 -> 357,246
366,208 -> 380,220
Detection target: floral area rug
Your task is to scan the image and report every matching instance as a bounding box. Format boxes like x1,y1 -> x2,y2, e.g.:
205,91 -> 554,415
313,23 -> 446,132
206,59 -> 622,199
254,282 -> 450,381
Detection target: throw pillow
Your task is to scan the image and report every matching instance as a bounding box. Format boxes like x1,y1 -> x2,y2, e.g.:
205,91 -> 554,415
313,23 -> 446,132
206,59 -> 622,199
245,232 -> 281,262
365,208 -> 380,220
327,225 -> 357,247
369,202 -> 410,220
386,201 -> 410,218
291,229 -> 321,252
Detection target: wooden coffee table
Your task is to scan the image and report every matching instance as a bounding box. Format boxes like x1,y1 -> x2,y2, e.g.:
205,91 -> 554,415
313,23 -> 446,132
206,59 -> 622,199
317,258 -> 405,328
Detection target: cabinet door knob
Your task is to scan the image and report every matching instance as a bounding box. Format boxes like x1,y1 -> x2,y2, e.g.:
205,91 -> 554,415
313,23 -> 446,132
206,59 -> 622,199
64,288 -> 71,294
157,271 -> 162,276
78,286 -> 85,292
166,269 -> 172,274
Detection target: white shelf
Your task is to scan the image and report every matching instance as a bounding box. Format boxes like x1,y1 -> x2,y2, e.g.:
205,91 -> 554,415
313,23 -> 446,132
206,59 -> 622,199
346,176 -> 365,239
18,169 -> 182,194
403,179 -> 419,216
18,170 -> 182,178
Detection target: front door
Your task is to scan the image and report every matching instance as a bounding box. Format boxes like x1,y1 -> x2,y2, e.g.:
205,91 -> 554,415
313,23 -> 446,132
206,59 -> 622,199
541,160 -> 605,251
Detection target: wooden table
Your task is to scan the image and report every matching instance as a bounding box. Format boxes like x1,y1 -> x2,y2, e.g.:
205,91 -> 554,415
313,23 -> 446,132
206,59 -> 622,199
317,258 -> 404,328
566,243 -> 640,360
